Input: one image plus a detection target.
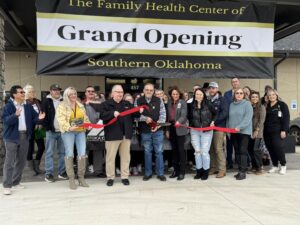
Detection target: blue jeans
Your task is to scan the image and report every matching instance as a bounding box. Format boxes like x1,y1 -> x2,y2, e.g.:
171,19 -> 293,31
61,131 -> 86,158
45,131 -> 65,176
190,130 -> 213,170
141,130 -> 164,176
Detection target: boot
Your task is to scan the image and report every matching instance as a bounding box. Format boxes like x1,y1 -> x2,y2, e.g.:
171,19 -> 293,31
78,157 -> 89,187
216,171 -> 226,178
201,169 -> 209,180
194,169 -> 203,179
33,160 -> 45,175
65,157 -> 77,190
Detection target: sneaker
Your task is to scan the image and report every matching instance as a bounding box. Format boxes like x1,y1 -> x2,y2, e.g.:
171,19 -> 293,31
190,165 -> 196,171
116,168 -> 121,176
137,164 -> 142,173
167,167 -> 174,172
58,172 -> 68,180
3,188 -> 12,195
45,174 -> 55,183
268,166 -> 279,173
132,167 -> 138,176
279,166 -> 287,175
12,184 -> 25,190
88,165 -> 94,173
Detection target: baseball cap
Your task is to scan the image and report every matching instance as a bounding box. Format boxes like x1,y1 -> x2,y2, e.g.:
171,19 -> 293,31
208,82 -> 219,88
50,84 -> 62,90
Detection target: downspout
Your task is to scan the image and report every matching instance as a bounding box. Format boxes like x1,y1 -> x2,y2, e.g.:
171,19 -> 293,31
274,52 -> 289,90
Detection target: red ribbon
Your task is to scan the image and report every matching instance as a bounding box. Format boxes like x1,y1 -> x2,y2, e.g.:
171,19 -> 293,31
175,124 -> 237,133
83,105 -> 148,129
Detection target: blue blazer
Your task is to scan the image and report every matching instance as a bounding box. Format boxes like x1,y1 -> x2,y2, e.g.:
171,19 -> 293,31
224,89 -> 233,105
2,99 -> 38,143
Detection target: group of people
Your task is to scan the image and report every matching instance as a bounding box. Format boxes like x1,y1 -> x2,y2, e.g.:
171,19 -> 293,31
1,77 -> 290,194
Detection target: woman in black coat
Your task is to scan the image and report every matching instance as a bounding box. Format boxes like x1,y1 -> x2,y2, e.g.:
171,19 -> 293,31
264,89 -> 290,175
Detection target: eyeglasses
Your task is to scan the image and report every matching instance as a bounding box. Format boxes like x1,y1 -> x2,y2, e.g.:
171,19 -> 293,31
17,91 -> 25,94
235,92 -> 244,95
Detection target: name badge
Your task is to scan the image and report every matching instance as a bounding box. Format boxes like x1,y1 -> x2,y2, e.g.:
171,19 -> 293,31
177,103 -> 181,109
278,111 -> 282,118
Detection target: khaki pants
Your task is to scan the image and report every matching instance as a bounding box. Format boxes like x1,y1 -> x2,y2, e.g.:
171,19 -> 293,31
210,131 -> 226,172
105,138 -> 131,179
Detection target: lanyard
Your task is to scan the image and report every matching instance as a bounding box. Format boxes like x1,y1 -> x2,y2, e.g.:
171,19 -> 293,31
72,104 -> 77,118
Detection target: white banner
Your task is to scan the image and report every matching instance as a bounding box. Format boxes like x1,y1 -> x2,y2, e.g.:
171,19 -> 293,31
37,15 -> 273,57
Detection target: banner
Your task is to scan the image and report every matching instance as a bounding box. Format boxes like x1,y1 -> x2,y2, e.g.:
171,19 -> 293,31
36,0 -> 275,78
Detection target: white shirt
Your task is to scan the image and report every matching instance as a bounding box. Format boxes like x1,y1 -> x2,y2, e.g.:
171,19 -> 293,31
12,98 -> 27,131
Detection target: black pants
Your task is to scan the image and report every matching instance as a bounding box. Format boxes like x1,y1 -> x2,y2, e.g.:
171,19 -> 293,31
226,135 -> 234,166
248,138 -> 263,169
130,151 -> 143,167
263,132 -> 286,167
169,125 -> 186,174
27,134 -> 45,161
231,133 -> 250,173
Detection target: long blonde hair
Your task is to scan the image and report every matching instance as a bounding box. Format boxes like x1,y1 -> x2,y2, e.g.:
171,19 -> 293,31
23,84 -> 35,100
62,87 -> 77,107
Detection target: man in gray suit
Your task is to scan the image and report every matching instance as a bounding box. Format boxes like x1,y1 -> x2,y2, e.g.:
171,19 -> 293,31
167,87 -> 189,180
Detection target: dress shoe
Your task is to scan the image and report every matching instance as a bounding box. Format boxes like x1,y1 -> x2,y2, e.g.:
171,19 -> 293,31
169,171 -> 178,178
194,168 -> 203,179
106,179 -> 114,186
143,175 -> 152,181
177,174 -> 185,181
157,175 -> 167,181
121,179 -> 130,186
216,171 -> 226,178
235,172 -> 246,180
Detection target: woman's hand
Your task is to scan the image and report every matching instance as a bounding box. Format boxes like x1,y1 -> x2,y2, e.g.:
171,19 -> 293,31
69,126 -> 78,132
210,121 -> 215,127
280,131 -> 287,139
165,130 -> 170,139
235,128 -> 240,132
252,130 -> 259,139
38,112 -> 45,120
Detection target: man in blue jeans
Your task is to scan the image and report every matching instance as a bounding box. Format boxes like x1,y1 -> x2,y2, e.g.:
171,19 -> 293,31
42,84 -> 66,182
137,83 -> 167,181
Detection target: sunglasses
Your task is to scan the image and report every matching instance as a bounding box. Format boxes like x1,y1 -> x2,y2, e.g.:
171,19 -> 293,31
17,91 -> 25,94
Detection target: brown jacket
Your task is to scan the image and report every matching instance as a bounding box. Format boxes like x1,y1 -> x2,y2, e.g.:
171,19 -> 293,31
252,104 -> 266,138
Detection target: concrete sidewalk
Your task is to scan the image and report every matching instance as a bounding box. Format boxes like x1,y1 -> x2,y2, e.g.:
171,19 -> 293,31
1,169 -> 300,225
1,152 -> 300,225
